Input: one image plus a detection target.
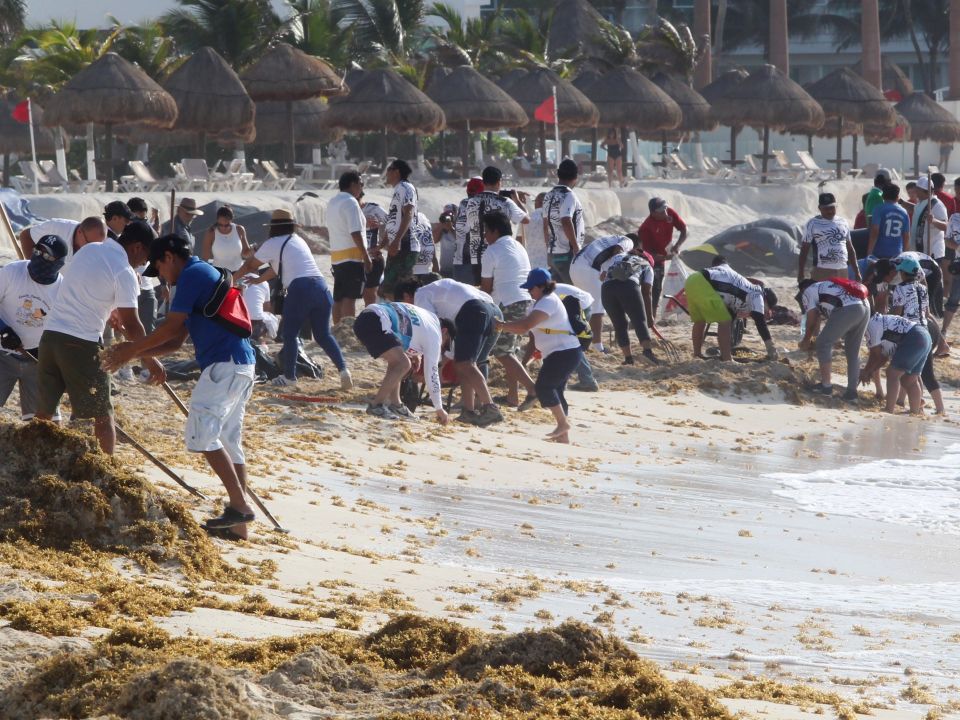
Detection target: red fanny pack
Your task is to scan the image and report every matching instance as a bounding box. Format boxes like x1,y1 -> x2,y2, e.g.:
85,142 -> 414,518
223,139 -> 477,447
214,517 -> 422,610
831,278 -> 869,300
202,268 -> 253,338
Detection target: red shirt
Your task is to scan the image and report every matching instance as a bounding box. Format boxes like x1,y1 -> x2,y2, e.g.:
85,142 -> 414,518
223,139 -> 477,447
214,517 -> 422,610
936,191 -> 956,217
639,208 -> 686,261
853,209 -> 866,230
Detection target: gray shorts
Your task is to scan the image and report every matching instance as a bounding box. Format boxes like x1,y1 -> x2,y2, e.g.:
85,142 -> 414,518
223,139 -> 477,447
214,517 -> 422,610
0,352 -> 42,420
490,300 -> 531,358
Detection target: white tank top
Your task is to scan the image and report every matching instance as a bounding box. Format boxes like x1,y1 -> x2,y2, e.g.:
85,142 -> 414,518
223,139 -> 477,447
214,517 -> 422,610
210,223 -> 244,271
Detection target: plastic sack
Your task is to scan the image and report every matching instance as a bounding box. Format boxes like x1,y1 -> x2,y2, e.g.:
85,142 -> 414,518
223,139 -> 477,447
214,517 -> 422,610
658,257 -> 691,322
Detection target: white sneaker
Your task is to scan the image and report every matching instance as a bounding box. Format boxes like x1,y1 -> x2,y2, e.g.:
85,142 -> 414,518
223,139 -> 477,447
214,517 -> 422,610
340,368 -> 353,390
388,403 -> 419,421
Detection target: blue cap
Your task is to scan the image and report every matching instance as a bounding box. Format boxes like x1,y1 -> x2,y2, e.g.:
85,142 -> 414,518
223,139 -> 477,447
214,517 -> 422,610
895,256 -> 921,275
520,267 -> 552,289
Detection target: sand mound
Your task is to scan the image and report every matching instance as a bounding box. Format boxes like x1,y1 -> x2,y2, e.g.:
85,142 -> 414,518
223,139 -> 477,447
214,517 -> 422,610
445,620 -> 636,680
366,614 -> 481,670
260,646 -> 380,707
639,357 -> 810,404
0,422 -> 222,578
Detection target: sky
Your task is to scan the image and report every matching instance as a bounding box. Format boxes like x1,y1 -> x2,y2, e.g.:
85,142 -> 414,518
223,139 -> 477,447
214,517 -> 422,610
24,0 -> 290,27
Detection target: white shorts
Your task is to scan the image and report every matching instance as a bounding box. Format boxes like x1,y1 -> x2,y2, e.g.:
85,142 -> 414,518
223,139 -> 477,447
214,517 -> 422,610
186,362 -> 255,464
569,260 -> 604,316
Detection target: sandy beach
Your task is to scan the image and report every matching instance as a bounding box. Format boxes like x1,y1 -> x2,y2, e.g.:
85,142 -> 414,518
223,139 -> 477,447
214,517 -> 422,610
2,181 -> 960,719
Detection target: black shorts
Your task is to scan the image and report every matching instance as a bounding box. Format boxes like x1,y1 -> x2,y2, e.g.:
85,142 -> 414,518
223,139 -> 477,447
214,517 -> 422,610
365,255 -> 385,288
332,261 -> 365,301
454,299 -> 497,363
353,310 -> 400,359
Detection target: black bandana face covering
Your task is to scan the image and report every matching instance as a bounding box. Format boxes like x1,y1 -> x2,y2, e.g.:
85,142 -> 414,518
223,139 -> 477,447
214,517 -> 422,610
27,254 -> 64,285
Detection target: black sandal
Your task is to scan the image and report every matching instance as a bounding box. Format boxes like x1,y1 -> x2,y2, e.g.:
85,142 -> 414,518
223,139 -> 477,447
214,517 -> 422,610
202,523 -> 247,542
205,506 -> 255,529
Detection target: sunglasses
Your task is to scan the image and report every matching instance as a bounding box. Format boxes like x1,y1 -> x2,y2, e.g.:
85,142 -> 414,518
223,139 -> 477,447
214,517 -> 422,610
34,246 -> 58,262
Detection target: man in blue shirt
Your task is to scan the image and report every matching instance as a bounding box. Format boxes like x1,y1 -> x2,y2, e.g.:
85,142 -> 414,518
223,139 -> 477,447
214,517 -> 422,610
865,184 -> 911,275
102,235 -> 258,539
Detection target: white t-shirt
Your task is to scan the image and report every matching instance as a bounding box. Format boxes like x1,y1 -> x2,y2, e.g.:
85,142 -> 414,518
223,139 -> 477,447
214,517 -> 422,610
889,280 -> 929,324
0,261 -> 61,350
466,192 -> 528,264
543,185 -> 585,255
44,238 -> 139,342
29,219 -> 80,265
387,180 -> 420,252
573,235 -> 633,273
703,264 -> 764,314
913,198 -> 948,259
802,216 -> 851,271
327,192 -> 366,265
255,233 -> 322,289
412,212 -> 436,275
366,302 -> 443,410
453,197 -> 471,266
865,313 -> 918,357
481,236 -> 532,307
363,202 -> 388,251
947,213 -> 960,251
554,282 -> 594,311
414,278 -> 493,321
530,292 -> 581,357
524,207 -> 549,269
243,280 -> 270,321
801,280 -> 866,318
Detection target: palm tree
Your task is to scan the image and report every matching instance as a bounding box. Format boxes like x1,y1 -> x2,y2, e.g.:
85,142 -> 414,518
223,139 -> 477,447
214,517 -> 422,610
495,8 -> 553,70
769,0 -> 788,73
0,0 -> 26,44
13,21 -> 123,91
860,0 -> 881,89
331,0 -> 428,67
951,0 -> 960,99
715,0 -> 821,67
284,0 -> 353,69
161,0 -> 282,67
427,3 -> 504,72
111,20 -> 181,80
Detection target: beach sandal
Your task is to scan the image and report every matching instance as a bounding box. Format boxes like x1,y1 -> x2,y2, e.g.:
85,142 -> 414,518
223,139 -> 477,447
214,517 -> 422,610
205,506 -> 255,529
202,523 -> 247,542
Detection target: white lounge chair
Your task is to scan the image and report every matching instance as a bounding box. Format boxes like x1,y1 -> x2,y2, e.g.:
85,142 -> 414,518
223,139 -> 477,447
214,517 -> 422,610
795,151 -> 834,182
17,161 -> 62,193
259,160 -> 297,191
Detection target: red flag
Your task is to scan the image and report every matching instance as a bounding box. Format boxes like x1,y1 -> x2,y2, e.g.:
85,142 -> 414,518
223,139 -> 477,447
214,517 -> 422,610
11,100 -> 29,124
534,96 -> 555,124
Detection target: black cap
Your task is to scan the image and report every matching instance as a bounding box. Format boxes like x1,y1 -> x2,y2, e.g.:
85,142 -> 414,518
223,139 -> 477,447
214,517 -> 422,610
481,166 -> 502,185
104,200 -> 134,220
818,192 -> 837,207
143,234 -> 192,277
34,234 -> 68,261
557,158 -> 579,180
127,197 -> 148,214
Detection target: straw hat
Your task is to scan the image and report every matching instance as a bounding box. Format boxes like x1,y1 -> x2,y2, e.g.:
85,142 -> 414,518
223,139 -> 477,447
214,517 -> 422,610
264,209 -> 299,226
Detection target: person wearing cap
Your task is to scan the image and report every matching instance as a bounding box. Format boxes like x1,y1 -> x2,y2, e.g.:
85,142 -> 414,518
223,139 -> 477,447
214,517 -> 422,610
233,210 -> 352,390
380,159 -> 420,299
796,278 -> 870,400
798,193 -> 861,284
860,312 -> 931,415
351,301 -> 452,424
161,197 -> 204,254
453,177 -> 484,285
863,169 -> 892,223
543,159 -> 584,284
886,255 -> 945,414
326,171 -> 371,324
495,267 -> 584,444
638,197 -> 687,317
361,199 -> 389,307
905,177 -> 948,265
466,166 -> 529,282
867,184 -> 910,266
480,211 -> 538,410
102,234 -> 259,537
18,216 -> 106,265
103,200 -> 133,240
34,221 -> 165,454
0,235 -> 66,421
396,278 -> 504,426
436,205 -> 457,278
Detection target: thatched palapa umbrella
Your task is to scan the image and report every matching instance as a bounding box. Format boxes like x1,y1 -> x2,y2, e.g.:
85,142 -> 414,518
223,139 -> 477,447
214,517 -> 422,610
708,64 -> 823,182
241,43 -> 346,175
864,111 -> 910,146
647,71 -> 714,157
546,0 -> 604,60
43,52 -> 177,191
163,46 -> 255,154
701,68 -> 749,165
853,56 -> 914,100
323,68 -> 445,169
571,69 -> 604,165
427,65 -> 527,177
804,67 -> 896,178
0,95 -> 66,186
255,98 -> 340,145
894,92 -> 960,176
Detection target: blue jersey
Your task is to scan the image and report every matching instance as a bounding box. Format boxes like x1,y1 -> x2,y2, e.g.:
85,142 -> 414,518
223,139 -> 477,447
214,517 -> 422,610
869,202 -> 909,259
377,302 -> 425,351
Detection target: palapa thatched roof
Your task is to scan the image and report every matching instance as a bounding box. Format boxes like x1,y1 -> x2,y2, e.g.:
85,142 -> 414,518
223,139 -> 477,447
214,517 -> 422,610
547,0 -> 604,60
255,98 -> 341,145
426,65 -> 527,131
651,71 -> 715,132
894,92 -> 960,143
864,111 -> 910,145
0,95 -> 65,154
506,67 -> 599,130
571,69 -> 604,95
804,66 -> 895,127
42,53 -> 177,129
116,123 -> 251,147
496,69 -> 528,96
700,68 -> 748,119
852,56 -> 914,99
163,47 -> 255,141
579,66 -> 679,131
707,64 -> 823,132
323,68 -> 445,134
240,43 -> 346,102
